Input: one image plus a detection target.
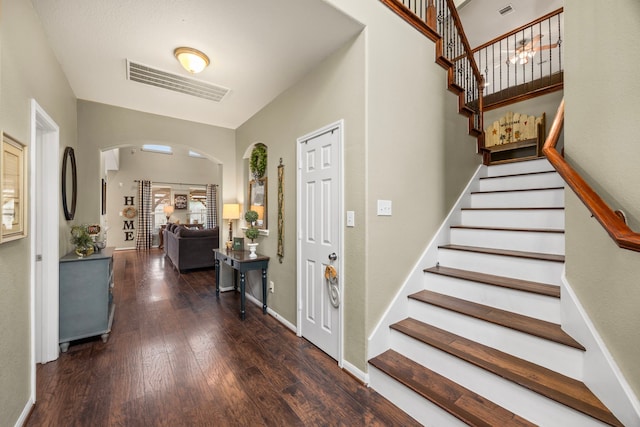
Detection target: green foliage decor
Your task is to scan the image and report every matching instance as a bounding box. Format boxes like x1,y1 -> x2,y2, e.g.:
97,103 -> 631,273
249,144 -> 267,180
71,225 -> 95,257
244,210 -> 260,242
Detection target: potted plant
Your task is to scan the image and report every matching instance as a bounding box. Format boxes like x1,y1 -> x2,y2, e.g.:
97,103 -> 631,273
70,225 -> 94,257
244,210 -> 260,258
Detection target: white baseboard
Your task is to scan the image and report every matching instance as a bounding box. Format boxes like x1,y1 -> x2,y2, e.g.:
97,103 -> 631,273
15,397 -> 34,427
243,293 -> 297,333
561,274 -> 640,427
343,359 -> 369,385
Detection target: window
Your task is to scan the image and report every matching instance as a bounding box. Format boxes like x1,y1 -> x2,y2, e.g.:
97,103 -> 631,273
142,144 -> 172,155
187,189 -> 206,225
152,187 -> 171,230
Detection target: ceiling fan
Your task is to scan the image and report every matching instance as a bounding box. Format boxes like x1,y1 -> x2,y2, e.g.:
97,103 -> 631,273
507,34 -> 558,65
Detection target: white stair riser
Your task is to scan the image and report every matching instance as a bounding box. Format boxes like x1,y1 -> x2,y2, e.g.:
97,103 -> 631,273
479,172 -> 564,192
424,273 -> 561,323
450,228 -> 565,255
409,299 -> 584,379
486,158 -> 554,177
407,300 -> 583,379
368,366 -> 468,427
437,249 -> 563,285
389,332 -> 601,427
471,189 -> 564,208
461,209 -> 564,229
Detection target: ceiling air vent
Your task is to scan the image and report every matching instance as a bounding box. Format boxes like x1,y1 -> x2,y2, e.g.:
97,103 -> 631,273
126,60 -> 229,102
498,4 -> 514,16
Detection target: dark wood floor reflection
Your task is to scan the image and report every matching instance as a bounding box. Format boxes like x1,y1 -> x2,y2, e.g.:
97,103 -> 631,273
27,249 -> 418,427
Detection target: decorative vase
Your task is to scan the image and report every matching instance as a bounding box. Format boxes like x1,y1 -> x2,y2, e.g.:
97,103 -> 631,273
75,246 -> 94,258
247,242 -> 258,258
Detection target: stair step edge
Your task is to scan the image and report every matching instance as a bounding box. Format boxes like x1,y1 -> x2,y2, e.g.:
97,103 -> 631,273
423,265 -> 560,298
438,244 -> 565,263
409,290 -> 584,350
471,186 -> 564,195
369,349 -> 537,427
389,319 -> 623,427
480,170 -> 558,180
451,225 -> 564,234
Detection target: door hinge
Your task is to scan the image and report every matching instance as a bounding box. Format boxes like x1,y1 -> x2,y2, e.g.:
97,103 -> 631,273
36,254 -> 43,261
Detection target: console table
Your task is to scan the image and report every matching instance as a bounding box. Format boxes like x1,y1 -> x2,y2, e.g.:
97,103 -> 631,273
59,247 -> 115,352
213,249 -> 269,320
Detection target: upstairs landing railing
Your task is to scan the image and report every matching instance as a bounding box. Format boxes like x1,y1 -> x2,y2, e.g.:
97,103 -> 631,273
543,100 -> 640,252
381,0 -> 484,145
473,8 -> 564,111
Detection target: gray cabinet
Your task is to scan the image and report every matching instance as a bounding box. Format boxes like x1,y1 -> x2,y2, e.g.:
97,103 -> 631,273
59,247 -> 115,352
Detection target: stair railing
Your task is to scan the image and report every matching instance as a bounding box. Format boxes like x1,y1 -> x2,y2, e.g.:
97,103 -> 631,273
380,0 -> 484,145
472,8 -> 564,111
543,100 -> 640,252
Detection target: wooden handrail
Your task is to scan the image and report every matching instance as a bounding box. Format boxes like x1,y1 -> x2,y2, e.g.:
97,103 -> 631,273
543,100 -> 640,252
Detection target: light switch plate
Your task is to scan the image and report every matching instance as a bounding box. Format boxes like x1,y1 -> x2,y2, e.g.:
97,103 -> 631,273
377,200 -> 392,216
346,211 -> 355,227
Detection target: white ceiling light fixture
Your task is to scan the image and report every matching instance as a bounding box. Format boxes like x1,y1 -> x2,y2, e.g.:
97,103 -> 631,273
174,47 -> 210,74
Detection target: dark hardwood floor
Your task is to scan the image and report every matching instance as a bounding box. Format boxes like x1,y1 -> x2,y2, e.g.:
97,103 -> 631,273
27,249 -> 418,427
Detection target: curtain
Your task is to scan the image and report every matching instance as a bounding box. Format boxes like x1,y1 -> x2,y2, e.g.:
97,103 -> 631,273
206,184 -> 218,229
135,180 -> 153,250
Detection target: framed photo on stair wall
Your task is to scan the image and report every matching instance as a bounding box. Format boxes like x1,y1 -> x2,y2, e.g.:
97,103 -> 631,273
0,132 -> 27,243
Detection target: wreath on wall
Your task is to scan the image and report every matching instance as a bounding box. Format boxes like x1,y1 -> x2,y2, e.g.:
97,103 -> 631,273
122,206 -> 138,219
250,144 -> 267,181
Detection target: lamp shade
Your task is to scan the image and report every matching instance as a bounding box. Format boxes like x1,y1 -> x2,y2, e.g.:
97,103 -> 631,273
163,205 -> 175,216
174,47 -> 210,74
222,203 -> 240,220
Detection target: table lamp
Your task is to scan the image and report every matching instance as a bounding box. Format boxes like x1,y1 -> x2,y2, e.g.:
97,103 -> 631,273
163,205 -> 174,222
222,203 -> 240,242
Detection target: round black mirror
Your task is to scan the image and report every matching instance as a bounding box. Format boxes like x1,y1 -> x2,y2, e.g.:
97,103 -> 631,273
62,146 -> 77,221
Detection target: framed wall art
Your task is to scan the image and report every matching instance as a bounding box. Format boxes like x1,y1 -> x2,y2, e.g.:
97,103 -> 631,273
1,133 -> 27,243
174,194 -> 187,209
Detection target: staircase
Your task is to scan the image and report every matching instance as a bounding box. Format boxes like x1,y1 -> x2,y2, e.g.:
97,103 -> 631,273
368,158 -> 623,426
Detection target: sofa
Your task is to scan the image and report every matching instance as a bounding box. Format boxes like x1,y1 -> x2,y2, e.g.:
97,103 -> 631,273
163,224 -> 219,272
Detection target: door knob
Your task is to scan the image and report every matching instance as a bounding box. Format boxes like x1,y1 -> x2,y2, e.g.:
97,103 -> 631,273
328,253 -> 337,261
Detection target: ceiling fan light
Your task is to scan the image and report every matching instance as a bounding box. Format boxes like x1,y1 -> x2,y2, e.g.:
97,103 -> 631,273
174,47 -> 210,74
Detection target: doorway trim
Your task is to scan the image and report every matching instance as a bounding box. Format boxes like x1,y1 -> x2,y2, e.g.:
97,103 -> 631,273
30,100 -> 60,389
296,120 -> 345,367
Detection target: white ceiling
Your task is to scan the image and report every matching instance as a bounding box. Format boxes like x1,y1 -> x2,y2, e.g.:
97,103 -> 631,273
30,0 -> 561,130
30,0 -> 364,129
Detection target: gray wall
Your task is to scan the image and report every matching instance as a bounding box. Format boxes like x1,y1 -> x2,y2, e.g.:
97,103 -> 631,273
106,147 -> 220,249
0,0 -> 78,423
564,0 -> 640,396
238,0 -> 480,371
76,101 -> 236,233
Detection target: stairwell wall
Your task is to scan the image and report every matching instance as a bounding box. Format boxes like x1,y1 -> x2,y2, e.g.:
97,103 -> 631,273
324,0 -> 480,369
564,0 -> 640,398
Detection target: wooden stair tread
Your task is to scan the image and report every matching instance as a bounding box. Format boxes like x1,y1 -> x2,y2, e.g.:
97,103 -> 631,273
461,207 -> 564,211
409,290 -> 584,350
391,319 -> 623,427
479,170 -> 557,180
424,265 -> 560,298
438,244 -> 565,263
451,225 -> 564,234
471,186 -> 564,195
369,349 -> 537,427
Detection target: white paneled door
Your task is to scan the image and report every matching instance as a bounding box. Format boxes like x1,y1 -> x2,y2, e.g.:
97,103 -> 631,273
297,122 -> 342,361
